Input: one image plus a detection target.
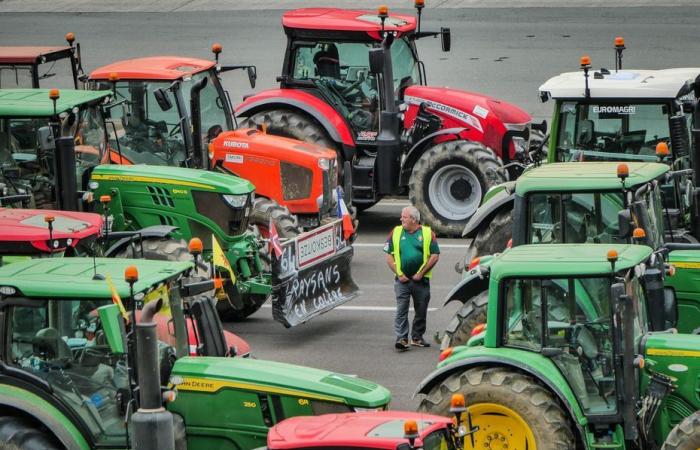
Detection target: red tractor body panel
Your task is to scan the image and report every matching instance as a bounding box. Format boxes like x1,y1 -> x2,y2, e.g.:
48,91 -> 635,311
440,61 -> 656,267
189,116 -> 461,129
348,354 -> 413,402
237,88 -> 356,148
0,46 -> 72,64
153,313 -> 251,358
403,85 -> 532,160
267,411 -> 452,449
209,128 -> 337,215
282,8 -> 415,38
0,208 -> 102,253
89,56 -> 214,81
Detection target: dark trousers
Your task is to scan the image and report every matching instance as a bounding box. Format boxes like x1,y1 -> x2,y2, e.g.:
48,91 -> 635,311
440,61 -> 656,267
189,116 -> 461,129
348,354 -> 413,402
394,279 -> 431,341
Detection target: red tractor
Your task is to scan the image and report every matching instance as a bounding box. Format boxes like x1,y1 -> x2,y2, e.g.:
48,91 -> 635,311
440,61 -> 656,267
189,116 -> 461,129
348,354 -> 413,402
88,54 -> 350,237
237,5 -> 544,236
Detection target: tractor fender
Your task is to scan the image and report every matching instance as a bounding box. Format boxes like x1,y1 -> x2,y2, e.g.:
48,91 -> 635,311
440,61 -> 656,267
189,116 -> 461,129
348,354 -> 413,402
104,225 -> 179,257
462,188 -> 514,238
398,127 -> 467,186
443,266 -> 490,307
414,356 -> 585,442
0,382 -> 90,450
237,89 -> 356,153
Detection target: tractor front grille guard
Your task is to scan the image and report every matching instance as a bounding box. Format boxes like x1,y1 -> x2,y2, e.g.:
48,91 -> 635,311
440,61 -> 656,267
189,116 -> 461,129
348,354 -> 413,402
192,191 -> 251,236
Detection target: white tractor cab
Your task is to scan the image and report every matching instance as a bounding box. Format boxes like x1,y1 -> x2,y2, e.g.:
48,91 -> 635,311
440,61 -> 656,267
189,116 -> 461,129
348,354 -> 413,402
538,42 -> 700,241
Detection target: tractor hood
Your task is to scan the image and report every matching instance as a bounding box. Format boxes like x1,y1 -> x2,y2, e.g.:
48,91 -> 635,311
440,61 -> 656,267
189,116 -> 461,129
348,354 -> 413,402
643,332 -> 700,411
0,208 -> 102,254
91,164 -> 254,195
403,85 -> 532,133
170,356 -> 391,408
211,128 -> 336,161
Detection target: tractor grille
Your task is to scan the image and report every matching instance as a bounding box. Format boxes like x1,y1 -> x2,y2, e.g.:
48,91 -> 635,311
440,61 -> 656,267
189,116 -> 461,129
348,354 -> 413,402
192,191 -> 250,236
664,394 -> 696,427
281,162 -> 312,201
147,186 -> 175,208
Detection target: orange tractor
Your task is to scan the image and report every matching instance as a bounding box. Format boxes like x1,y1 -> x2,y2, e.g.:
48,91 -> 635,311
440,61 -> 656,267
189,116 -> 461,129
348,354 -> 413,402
88,49 -> 352,238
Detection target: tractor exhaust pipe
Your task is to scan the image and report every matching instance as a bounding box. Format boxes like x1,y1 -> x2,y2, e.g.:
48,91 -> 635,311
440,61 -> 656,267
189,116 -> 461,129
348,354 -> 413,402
131,297 -> 175,450
54,136 -> 78,211
371,32 -> 401,196
190,77 -> 209,170
691,76 -> 700,239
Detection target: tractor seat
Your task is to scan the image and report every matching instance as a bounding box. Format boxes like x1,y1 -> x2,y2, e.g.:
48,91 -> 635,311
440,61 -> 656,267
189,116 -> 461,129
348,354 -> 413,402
35,327 -> 73,361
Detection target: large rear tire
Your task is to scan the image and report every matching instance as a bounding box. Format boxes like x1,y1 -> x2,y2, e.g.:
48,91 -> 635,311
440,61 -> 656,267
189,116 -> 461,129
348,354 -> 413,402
662,411 -> 700,450
440,290 -> 488,350
409,140 -> 506,237
464,209 -> 513,264
0,416 -> 63,450
249,197 -> 301,239
419,367 -> 575,449
240,109 -> 336,151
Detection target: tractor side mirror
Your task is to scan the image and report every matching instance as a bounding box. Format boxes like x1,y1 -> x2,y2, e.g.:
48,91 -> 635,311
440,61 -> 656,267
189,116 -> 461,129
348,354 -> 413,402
97,304 -> 127,355
662,287 -> 678,330
247,66 -> 257,89
190,298 -> 227,357
617,209 -> 632,239
37,126 -> 55,152
369,48 -> 385,75
441,27 -> 451,52
610,282 -> 626,301
154,88 -> 173,111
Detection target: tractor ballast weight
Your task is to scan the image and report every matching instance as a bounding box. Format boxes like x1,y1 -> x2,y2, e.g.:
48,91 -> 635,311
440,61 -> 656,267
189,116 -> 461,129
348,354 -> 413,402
237,6 -> 539,236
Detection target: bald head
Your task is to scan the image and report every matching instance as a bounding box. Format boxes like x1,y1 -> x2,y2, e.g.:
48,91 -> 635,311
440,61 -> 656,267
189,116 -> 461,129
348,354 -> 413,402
400,206 -> 421,231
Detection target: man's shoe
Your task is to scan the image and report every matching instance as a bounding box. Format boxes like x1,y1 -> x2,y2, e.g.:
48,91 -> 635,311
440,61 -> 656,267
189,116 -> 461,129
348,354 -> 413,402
410,338 -> 431,348
395,339 -> 410,351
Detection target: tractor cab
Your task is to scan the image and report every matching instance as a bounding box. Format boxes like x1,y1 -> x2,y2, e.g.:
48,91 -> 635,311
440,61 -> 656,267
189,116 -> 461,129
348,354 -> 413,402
0,34 -> 84,89
420,244 -> 695,449
0,88 -> 112,208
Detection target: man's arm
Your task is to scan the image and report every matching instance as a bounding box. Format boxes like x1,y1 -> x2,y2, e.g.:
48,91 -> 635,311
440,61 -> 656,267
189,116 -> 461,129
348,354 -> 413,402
412,253 -> 439,281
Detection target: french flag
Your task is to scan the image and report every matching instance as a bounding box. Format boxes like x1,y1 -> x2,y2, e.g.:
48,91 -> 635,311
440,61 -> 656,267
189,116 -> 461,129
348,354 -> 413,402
336,187 -> 354,241
269,218 -> 284,259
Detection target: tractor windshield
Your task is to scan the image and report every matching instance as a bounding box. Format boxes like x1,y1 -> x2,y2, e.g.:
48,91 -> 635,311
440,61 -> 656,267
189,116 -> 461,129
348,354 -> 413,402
502,275 -> 647,417
7,298 -> 128,446
0,58 -> 77,89
179,70 -> 231,154
554,101 -> 675,163
528,185 -> 665,249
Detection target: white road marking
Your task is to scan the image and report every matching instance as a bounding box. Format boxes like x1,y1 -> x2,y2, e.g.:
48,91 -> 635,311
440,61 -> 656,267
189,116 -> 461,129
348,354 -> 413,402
353,243 -> 468,249
261,305 -> 438,312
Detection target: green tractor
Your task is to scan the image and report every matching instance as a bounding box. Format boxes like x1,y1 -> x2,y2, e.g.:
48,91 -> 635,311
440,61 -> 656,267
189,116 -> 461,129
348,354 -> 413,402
0,88 -> 358,327
0,257 -> 390,449
418,243 -> 699,449
443,161 -> 700,347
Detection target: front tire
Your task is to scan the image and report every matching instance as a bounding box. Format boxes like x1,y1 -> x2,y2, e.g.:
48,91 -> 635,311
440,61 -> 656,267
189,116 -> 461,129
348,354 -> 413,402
0,416 -> 63,450
409,140 -> 506,237
662,411 -> 700,450
440,290 -> 488,349
464,209 -> 513,264
419,367 -> 575,449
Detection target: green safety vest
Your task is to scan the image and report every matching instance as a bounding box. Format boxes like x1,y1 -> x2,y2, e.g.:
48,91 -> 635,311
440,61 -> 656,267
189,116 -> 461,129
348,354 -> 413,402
392,225 -> 434,279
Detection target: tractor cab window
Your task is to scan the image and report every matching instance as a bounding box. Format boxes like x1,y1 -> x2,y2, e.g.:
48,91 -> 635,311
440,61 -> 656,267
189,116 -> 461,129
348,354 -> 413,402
104,81 -> 187,167
291,41 -> 380,135
502,276 -> 617,417
422,428 -> 457,450
528,192 -> 626,245
8,299 -> 128,446
179,70 -> 230,152
0,58 -> 76,89
555,102 -> 671,163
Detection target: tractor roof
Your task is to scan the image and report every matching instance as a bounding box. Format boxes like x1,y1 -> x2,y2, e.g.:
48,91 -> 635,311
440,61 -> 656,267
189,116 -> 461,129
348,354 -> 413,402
0,208 -> 101,243
0,46 -> 72,64
282,8 -> 416,35
0,257 -> 192,298
490,243 -> 652,281
267,411 -> 451,449
0,89 -> 110,117
514,162 -> 667,195
89,56 -> 215,81
539,68 -> 700,100
91,163 -> 255,195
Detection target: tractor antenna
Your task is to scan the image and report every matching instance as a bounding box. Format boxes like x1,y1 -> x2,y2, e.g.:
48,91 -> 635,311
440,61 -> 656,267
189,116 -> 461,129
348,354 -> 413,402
415,0 -> 424,34
212,43 -> 223,65
614,36 -> 625,72
607,249 -> 618,274
44,215 -> 55,250
580,55 -> 592,99
378,5 -> 388,35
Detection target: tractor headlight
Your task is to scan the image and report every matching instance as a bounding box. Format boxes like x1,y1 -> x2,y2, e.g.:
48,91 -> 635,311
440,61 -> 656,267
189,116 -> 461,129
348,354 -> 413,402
318,158 -> 330,171
221,194 -> 248,208
512,136 -> 528,155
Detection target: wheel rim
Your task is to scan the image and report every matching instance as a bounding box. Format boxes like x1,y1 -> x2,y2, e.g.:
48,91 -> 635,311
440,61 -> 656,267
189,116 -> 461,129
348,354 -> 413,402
427,164 -> 482,221
464,403 -> 537,450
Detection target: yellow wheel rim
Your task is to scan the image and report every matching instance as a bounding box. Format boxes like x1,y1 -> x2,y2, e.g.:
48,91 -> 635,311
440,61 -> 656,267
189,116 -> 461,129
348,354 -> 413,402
462,402 -> 537,450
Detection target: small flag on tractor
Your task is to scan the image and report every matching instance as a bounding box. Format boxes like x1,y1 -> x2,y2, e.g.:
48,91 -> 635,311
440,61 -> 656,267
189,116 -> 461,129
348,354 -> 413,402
269,218 -> 284,259
105,274 -> 129,321
212,235 -> 236,284
336,187 -> 354,241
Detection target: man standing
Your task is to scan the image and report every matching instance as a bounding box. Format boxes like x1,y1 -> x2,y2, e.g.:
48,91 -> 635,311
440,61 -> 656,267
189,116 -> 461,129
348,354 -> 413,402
384,206 -> 440,351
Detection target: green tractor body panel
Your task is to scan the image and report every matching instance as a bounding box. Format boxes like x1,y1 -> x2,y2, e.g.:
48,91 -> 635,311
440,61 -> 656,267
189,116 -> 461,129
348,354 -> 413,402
642,333 -> 700,441
513,161 -> 668,196
665,251 -> 700,333
481,181 -> 515,204
0,89 -> 110,116
0,256 -> 192,298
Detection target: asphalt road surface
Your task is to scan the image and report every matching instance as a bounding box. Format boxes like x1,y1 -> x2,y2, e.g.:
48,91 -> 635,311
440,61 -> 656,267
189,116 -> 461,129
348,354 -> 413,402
2,6 -> 700,409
